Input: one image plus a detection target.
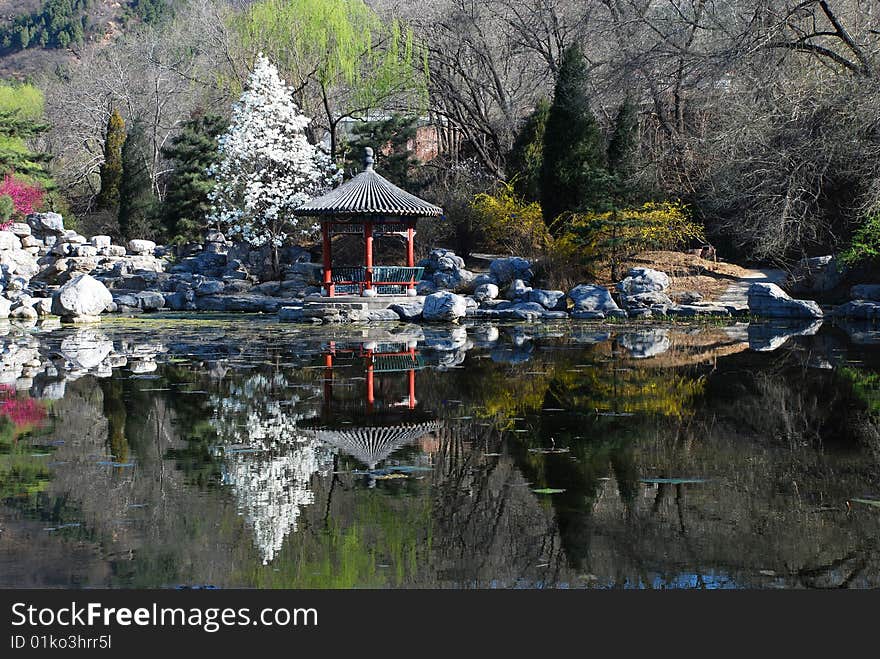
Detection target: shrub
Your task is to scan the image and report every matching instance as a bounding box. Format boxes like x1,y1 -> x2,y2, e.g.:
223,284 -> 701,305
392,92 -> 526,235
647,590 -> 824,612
567,201 -> 704,280
0,194 -> 13,226
0,173 -> 44,219
841,212 -> 880,267
471,182 -> 551,257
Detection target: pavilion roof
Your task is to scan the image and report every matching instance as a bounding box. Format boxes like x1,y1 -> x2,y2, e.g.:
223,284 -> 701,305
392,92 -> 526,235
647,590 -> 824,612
304,421 -> 440,469
294,147 -> 443,218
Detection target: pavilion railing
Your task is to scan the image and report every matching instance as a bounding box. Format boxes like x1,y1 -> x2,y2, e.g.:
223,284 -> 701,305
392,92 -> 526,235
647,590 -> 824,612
328,266 -> 424,296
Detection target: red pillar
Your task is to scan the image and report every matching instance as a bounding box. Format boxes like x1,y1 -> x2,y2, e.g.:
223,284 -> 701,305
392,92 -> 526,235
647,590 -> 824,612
366,353 -> 375,412
406,224 -> 414,267
364,221 -> 373,293
323,351 -> 333,410
408,368 -> 416,410
322,222 -> 334,297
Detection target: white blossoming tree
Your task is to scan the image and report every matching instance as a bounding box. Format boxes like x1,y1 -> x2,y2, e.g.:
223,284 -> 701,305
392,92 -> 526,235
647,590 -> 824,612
207,54 -> 337,271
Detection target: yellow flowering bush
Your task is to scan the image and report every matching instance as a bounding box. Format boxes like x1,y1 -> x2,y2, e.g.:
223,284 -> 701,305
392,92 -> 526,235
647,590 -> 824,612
471,182 -> 552,256
567,201 -> 704,280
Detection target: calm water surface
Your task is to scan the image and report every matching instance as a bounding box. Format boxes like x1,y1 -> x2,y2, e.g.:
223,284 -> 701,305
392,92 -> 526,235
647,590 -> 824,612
0,315 -> 879,588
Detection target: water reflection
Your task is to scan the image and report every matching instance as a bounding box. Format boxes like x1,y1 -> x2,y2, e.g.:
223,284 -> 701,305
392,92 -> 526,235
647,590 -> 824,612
0,317 -> 878,588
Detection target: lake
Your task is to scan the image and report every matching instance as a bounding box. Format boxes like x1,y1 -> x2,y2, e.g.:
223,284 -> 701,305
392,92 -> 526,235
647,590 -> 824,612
0,315 -> 878,588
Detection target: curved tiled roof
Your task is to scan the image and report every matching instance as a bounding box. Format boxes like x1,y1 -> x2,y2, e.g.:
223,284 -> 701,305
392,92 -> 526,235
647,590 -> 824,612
294,147 -> 443,218
305,421 -> 440,469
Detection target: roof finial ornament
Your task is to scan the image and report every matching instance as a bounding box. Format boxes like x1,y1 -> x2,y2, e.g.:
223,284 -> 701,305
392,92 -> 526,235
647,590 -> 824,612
364,146 -> 374,171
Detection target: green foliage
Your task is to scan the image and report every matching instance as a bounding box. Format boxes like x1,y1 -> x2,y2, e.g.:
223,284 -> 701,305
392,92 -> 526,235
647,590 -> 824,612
0,82 -> 53,182
541,45 -> 610,232
0,0 -> 93,53
507,98 -> 549,203
839,367 -> 880,414
161,111 -> 227,243
840,212 -> 880,267
127,0 -> 174,26
568,201 -> 704,280
607,97 -> 639,181
97,109 -> 125,210
117,120 -> 157,240
471,182 -> 551,256
236,0 -> 426,157
0,194 -> 13,222
342,114 -> 418,187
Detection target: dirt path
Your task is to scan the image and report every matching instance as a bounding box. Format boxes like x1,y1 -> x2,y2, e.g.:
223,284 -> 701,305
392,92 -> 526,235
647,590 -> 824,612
716,268 -> 788,311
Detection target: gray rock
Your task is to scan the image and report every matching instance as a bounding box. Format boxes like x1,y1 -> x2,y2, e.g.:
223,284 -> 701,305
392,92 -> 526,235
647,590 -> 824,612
833,300 -> 880,320
489,257 -> 533,285
0,231 -> 20,250
366,309 -> 401,322
27,212 -> 65,234
667,304 -> 731,317
100,245 -> 127,258
0,248 -> 39,279
90,235 -> 112,248
568,284 -> 620,313
416,279 -> 437,296
390,301 -> 424,321
472,273 -> 497,288
747,283 -> 823,318
136,291 -> 165,311
423,291 -> 467,322
622,291 -> 674,309
62,232 -> 86,245
527,288 -> 566,311
164,291 -> 196,311
0,297 -> 10,318
616,267 -> 670,295
51,274 -> 113,318
9,222 -> 30,237
72,244 -> 98,258
194,294 -> 285,313
506,278 -> 532,300
671,290 -> 703,305
850,284 -> 880,302
112,293 -> 140,308
571,309 -> 606,320
10,305 -> 37,321
128,239 -> 157,255
473,283 -> 499,302
195,280 -> 225,296
31,297 -> 53,317
278,306 -> 304,322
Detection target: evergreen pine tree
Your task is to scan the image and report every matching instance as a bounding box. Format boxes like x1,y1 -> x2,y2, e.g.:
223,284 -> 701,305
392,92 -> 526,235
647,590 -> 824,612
0,110 -> 52,178
507,98 -> 550,203
161,110 -> 227,243
97,109 -> 125,210
117,120 -> 157,240
540,44 -> 610,233
607,97 -> 639,182
342,114 -> 418,188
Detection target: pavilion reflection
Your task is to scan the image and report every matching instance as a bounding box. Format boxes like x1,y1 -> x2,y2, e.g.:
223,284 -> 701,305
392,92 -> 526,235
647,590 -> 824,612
302,339 -> 439,479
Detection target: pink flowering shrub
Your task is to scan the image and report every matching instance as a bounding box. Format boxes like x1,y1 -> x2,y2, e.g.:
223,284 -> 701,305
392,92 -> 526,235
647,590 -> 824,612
0,174 -> 44,229
0,384 -> 47,433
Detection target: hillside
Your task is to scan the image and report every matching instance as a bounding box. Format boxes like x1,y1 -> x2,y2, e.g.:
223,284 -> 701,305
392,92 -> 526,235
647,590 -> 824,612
0,0 -> 169,79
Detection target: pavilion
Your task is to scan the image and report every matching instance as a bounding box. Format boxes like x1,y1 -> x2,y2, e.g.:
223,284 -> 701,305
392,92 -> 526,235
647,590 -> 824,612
294,146 -> 443,297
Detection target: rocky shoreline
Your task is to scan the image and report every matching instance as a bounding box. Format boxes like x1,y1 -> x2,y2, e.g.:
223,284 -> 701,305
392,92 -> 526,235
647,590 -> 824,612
2,214 -> 877,327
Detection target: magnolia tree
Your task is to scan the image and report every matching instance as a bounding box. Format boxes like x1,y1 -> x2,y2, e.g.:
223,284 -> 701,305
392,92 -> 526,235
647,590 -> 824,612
207,54 -> 336,264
